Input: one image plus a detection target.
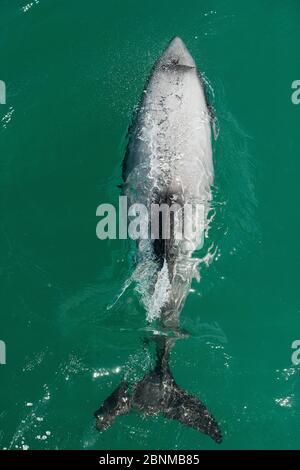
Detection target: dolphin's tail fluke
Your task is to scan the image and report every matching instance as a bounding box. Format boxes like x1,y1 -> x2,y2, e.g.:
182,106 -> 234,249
132,363 -> 222,444
94,381 -> 131,431
160,367 -> 222,443
94,360 -> 222,443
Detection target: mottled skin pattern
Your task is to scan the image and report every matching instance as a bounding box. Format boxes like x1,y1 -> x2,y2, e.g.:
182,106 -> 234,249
95,38 -> 222,444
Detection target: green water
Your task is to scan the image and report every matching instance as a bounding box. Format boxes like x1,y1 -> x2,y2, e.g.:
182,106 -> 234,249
1,0 -> 300,450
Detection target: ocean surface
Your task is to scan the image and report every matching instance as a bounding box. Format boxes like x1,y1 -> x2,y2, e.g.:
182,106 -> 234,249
0,0 -> 300,450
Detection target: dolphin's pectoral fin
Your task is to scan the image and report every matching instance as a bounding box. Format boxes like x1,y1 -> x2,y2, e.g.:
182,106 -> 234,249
163,376 -> 222,444
94,381 -> 131,431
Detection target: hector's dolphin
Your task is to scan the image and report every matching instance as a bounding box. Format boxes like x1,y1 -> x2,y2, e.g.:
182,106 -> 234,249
95,37 -> 222,443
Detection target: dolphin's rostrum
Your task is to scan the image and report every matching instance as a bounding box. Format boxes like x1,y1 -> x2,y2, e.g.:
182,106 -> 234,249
95,37 -> 222,444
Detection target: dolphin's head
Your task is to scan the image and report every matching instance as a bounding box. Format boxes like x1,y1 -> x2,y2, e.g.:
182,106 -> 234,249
158,36 -> 196,69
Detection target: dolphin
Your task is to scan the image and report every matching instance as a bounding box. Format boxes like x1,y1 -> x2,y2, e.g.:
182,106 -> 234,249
95,37 -> 222,444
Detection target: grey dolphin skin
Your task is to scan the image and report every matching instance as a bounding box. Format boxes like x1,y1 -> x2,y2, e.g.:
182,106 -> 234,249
95,37 -> 222,444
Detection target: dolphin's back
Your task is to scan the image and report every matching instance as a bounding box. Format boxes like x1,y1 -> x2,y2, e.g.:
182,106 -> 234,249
123,37 -> 215,314
123,37 -> 213,209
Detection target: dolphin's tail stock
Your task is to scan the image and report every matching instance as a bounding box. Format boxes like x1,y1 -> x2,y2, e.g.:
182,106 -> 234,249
94,337 -> 222,444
